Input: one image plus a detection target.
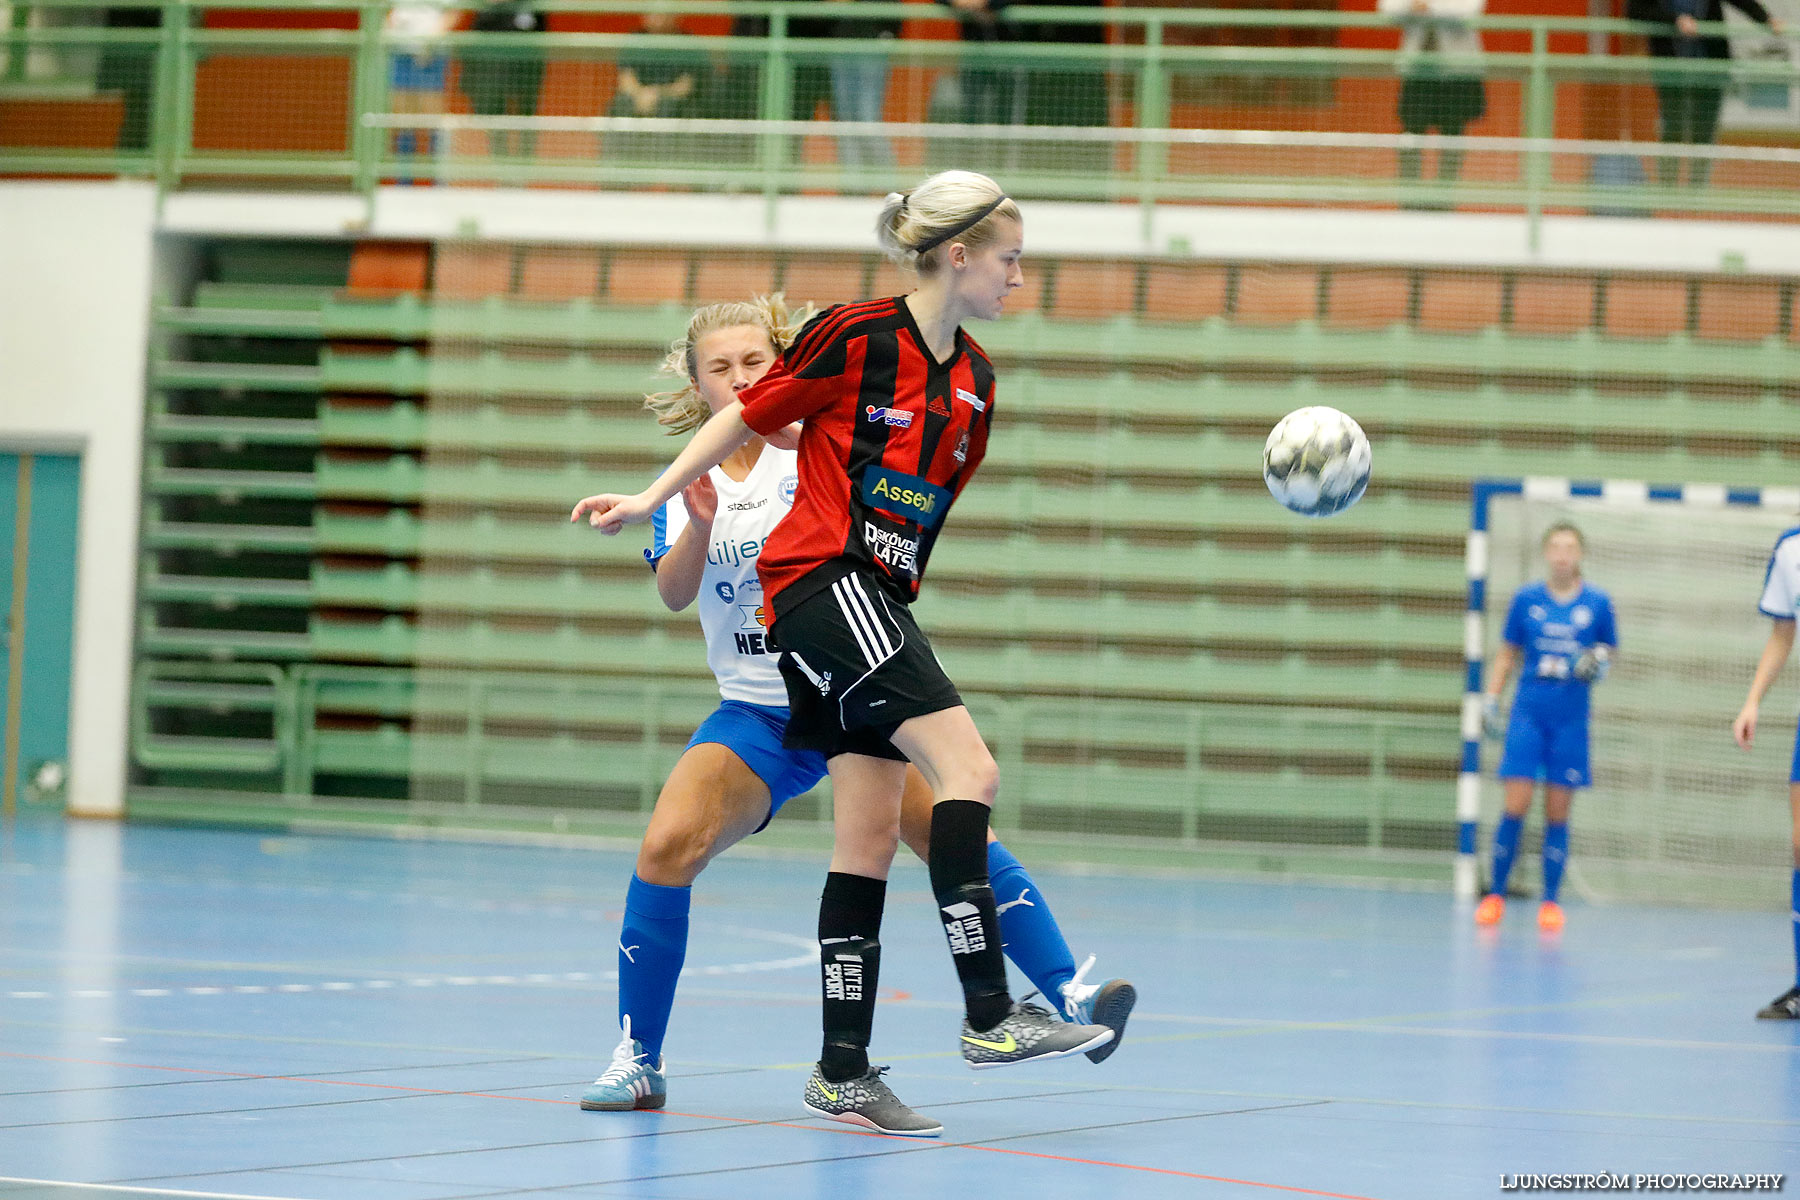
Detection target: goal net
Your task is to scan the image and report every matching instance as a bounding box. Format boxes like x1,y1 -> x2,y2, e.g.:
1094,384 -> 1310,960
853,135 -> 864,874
1461,479 -> 1800,908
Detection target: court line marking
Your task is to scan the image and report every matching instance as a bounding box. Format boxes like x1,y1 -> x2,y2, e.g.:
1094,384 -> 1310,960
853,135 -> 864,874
1,927 -> 817,1004
0,1180 -> 299,1200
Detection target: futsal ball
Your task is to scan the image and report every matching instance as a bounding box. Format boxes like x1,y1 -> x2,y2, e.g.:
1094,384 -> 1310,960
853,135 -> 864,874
1262,406 -> 1371,518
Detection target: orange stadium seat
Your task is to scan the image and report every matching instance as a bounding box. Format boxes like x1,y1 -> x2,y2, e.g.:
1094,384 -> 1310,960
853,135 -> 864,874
1695,280 -> 1783,342
605,248 -> 691,305
1234,266 -> 1319,326
690,254 -> 779,305
1140,263 -> 1229,323
1417,273 -> 1504,333
347,241 -> 430,294
1322,269 -> 1411,331
1603,277 -> 1689,339
1048,260 -> 1140,322
1510,274 -> 1595,335
433,243 -> 516,299
517,246 -> 602,301
784,256 -> 871,308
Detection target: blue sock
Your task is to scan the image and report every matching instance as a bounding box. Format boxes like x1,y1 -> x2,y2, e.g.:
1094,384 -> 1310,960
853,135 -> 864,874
987,841 -> 1078,1010
1791,869 -> 1799,988
1490,812 -> 1524,896
617,874 -> 689,1062
1542,823 -> 1569,904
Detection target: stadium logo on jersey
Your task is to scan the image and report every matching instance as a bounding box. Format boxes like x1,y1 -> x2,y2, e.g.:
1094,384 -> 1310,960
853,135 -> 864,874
953,429 -> 969,464
955,387 -> 986,412
864,405 -> 913,428
778,474 -> 798,506
726,498 -> 767,512
715,582 -> 735,603
861,467 -> 950,528
1572,605 -> 1592,628
928,396 -> 952,417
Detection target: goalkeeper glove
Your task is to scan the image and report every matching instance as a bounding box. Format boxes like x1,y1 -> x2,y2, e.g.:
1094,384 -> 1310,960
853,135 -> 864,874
1482,696 -> 1506,741
1572,645 -> 1611,682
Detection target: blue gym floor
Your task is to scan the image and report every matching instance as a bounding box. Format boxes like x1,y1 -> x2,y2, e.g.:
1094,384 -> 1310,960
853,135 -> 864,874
2,814 -> 1797,1200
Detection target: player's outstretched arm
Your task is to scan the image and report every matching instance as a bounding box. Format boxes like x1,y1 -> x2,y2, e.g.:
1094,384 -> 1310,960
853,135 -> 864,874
572,402 -> 755,534
1734,618 -> 1796,750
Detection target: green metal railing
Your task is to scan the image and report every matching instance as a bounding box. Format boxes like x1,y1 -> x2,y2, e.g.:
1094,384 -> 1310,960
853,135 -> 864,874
4,0 -> 1798,230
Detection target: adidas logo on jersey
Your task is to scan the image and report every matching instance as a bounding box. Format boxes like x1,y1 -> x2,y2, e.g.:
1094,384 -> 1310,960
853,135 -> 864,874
928,396 -> 952,417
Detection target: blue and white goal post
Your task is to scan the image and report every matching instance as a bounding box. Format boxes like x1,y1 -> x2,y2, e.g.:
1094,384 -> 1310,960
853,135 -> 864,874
1455,476 -> 1800,900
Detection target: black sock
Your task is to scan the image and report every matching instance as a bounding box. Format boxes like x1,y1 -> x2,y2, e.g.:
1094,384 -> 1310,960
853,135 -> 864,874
818,871 -> 886,1083
929,798 -> 1011,1031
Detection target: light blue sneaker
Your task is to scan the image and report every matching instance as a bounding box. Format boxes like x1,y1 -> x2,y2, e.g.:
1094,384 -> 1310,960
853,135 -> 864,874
580,1017 -> 667,1111
1058,954 -> 1137,1064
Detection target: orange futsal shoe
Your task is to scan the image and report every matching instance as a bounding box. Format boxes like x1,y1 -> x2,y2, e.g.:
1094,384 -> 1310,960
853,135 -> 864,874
1537,901 -> 1566,933
1473,894 -> 1506,926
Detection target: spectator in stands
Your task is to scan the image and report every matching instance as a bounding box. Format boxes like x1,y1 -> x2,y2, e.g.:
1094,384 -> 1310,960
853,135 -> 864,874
97,5 -> 162,153
386,0 -> 456,180
609,6 -> 704,161
1627,0 -> 1786,188
462,0 -> 546,162
826,0 -> 902,174
1379,0 -> 1486,204
724,3 -> 835,169
935,0 -> 1110,174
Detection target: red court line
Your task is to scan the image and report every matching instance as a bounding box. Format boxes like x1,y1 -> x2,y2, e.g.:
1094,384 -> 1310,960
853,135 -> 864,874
0,1049 -> 1384,1199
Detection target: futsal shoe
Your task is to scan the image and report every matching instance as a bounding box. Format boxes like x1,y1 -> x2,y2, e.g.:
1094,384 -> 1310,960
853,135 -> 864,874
960,1000 -> 1113,1069
580,1018 -> 666,1111
1536,901 -> 1566,933
1473,894 -> 1506,926
1756,985 -> 1800,1020
1059,954 -> 1138,1063
803,1064 -> 943,1137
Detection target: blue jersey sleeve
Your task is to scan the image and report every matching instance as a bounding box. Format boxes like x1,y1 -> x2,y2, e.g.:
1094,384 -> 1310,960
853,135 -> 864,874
1502,591 -> 1529,647
1594,593 -> 1618,648
643,501 -> 672,571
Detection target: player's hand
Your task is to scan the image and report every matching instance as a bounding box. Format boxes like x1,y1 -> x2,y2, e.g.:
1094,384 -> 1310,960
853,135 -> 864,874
1733,703 -> 1758,750
1572,646 -> 1610,682
571,491 -> 655,534
681,475 -> 718,528
1482,696 -> 1506,741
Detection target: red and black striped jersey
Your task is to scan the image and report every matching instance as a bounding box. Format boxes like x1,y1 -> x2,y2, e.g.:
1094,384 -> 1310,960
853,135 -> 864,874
738,296 -> 996,618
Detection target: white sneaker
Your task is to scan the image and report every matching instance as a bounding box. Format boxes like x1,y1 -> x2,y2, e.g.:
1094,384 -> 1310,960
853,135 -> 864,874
1058,954 -> 1138,1064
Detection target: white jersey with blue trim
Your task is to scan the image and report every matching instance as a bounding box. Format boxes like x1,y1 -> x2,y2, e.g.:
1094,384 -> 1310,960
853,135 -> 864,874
644,445 -> 800,706
1758,526 -> 1800,620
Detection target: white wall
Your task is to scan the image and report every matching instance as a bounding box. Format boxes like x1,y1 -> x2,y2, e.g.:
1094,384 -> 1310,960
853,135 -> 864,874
0,180 -> 156,819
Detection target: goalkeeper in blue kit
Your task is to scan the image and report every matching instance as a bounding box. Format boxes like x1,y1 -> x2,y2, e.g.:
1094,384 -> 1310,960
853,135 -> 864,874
1477,522 -> 1618,932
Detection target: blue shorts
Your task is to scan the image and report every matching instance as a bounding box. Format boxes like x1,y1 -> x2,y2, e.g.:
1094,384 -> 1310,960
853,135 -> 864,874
1789,726 -> 1800,785
389,52 -> 448,92
686,700 -> 829,831
1498,705 -> 1590,789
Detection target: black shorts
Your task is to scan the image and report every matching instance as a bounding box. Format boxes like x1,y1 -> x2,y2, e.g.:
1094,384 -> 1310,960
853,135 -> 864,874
770,570 -> 962,762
